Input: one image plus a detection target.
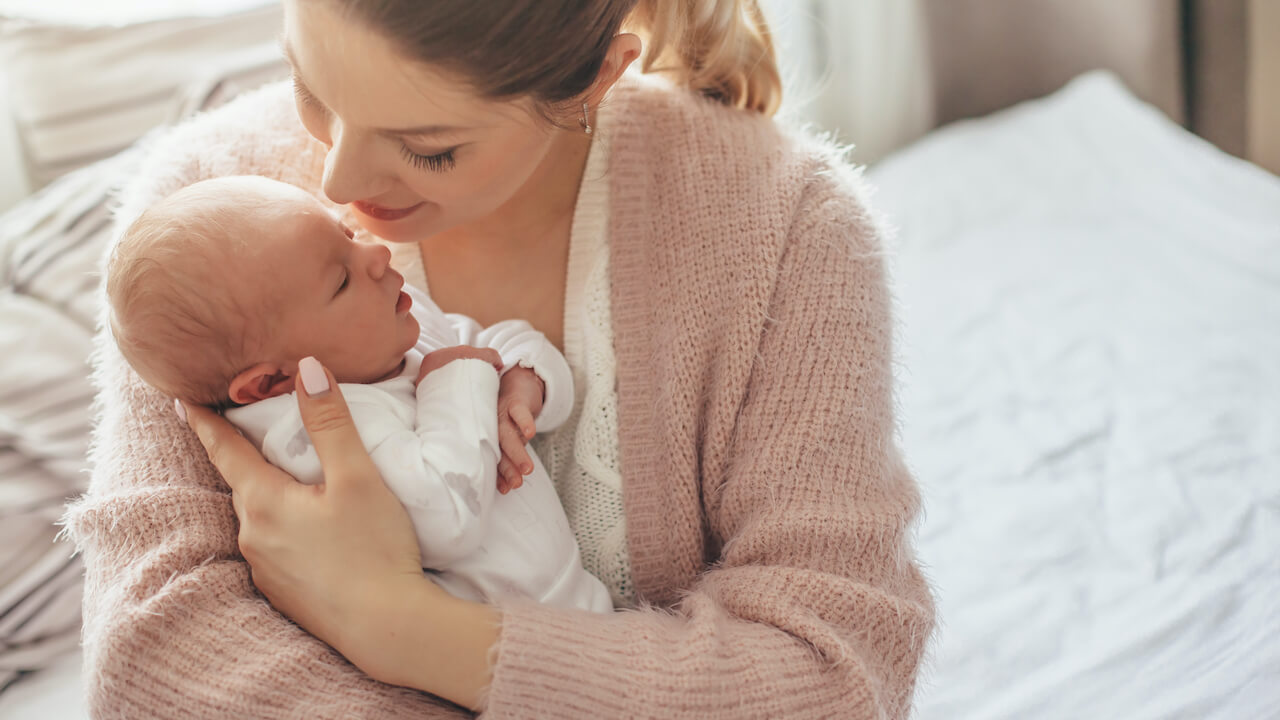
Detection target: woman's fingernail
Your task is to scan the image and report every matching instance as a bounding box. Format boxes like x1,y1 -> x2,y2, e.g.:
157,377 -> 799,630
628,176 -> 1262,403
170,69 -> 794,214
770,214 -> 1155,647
174,398 -> 187,423
299,356 -> 330,397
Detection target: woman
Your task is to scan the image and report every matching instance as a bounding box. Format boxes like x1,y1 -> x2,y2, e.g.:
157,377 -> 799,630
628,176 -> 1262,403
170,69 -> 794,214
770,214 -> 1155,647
69,0 -> 935,717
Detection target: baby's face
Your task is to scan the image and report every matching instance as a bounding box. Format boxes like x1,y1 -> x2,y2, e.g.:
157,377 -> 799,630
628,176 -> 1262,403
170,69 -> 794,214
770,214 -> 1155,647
242,187 -> 420,384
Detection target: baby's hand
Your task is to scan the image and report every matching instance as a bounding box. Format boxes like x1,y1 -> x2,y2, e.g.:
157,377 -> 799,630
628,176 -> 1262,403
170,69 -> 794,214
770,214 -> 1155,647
497,366 -> 544,495
417,346 -> 504,385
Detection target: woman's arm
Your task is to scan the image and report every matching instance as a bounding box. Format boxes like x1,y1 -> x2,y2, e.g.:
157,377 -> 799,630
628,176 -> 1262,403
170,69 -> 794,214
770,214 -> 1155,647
472,174 -> 936,717
63,83 -> 480,717
192,172 -> 934,718
63,347 -> 472,718
180,357 -> 502,712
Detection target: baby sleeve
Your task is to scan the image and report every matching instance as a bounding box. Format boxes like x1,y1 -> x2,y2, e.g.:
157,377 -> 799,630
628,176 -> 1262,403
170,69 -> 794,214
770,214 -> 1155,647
246,362 -> 502,569
446,314 -> 575,433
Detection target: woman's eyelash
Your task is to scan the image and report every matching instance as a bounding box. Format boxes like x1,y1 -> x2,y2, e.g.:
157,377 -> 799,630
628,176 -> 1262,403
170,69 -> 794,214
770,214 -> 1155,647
293,79 -> 455,174
400,145 -> 456,173
292,79 -> 322,110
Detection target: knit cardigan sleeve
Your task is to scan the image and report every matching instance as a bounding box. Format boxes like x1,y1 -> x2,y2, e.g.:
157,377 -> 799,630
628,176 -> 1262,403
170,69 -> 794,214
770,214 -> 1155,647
67,363 -> 472,719
64,84 -> 473,719
479,161 -> 935,716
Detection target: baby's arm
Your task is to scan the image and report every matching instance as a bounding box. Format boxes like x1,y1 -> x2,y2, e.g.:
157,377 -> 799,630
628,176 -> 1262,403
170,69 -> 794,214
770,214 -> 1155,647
261,360 -> 502,569
446,315 -> 574,432
447,316 -> 574,490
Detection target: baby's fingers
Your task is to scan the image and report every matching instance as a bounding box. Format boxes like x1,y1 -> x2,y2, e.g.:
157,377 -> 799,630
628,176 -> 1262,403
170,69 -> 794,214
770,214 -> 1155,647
497,455 -> 524,494
508,404 -> 536,440
498,420 -> 534,476
480,348 -> 503,372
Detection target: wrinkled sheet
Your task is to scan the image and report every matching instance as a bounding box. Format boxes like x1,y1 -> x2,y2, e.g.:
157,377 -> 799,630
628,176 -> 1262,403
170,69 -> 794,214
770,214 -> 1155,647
870,72 -> 1280,719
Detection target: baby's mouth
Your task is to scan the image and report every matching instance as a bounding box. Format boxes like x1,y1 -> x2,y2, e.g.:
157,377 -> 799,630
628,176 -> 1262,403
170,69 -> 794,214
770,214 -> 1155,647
395,290 -> 413,315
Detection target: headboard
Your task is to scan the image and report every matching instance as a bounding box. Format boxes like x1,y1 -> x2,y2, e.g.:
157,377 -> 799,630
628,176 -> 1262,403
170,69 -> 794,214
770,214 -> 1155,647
924,0 -> 1185,124
917,0 -> 1276,172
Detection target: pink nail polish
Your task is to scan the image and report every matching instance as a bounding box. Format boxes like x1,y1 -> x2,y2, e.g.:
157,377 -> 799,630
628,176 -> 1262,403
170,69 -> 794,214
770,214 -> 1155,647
174,398 -> 187,423
299,357 -> 330,396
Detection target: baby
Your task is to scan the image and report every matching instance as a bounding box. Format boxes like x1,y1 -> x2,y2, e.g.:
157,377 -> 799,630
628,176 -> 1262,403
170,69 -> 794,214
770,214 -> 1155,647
106,175 -> 613,614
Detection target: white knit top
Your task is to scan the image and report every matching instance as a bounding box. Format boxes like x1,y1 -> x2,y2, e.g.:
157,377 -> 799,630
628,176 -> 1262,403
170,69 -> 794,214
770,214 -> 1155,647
389,102 -> 634,608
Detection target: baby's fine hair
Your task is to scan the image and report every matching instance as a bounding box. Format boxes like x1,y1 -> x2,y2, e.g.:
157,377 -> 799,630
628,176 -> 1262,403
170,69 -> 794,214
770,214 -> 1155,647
106,178 -> 277,407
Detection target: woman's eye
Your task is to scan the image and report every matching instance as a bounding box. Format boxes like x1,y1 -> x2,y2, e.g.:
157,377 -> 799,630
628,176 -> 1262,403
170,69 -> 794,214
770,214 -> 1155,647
292,78 -> 322,111
400,145 -> 456,173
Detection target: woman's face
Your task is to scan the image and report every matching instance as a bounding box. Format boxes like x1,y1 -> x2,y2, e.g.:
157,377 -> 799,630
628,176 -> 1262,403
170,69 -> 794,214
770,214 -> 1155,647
282,0 -> 563,243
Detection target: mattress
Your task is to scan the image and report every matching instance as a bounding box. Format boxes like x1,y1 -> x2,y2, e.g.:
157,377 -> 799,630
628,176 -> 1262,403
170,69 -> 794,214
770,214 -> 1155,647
869,72 -> 1280,719
1,70 -> 1276,718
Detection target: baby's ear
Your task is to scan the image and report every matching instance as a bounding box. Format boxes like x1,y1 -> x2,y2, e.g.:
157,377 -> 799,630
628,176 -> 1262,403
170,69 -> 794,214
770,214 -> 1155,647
228,363 -> 296,405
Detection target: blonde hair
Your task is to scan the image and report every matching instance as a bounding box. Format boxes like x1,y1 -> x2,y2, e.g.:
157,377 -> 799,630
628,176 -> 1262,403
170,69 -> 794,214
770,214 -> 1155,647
106,181 -> 271,407
626,0 -> 782,116
330,0 -> 781,117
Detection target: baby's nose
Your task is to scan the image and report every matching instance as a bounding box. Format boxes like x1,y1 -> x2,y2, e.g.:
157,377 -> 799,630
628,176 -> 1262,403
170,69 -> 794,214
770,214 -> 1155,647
367,243 -> 392,280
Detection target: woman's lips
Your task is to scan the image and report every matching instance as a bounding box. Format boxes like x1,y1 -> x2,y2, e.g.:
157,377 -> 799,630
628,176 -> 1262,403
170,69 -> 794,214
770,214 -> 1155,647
395,290 -> 413,315
353,200 -> 425,222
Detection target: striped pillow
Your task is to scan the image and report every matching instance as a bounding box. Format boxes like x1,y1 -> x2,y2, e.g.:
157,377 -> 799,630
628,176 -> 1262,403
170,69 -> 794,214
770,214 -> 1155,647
0,3 -> 286,193
0,144 -> 138,692
0,45 -> 286,690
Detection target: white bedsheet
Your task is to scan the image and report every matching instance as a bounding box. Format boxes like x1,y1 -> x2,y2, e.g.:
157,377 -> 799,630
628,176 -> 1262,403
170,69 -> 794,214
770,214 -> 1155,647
869,72 -> 1280,719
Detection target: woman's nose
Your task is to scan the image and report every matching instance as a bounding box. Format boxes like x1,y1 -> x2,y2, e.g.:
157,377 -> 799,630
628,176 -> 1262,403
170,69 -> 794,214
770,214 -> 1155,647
321,123 -> 391,206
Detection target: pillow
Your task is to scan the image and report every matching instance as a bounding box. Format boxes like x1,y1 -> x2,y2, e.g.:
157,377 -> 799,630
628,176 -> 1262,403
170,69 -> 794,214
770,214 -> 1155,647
0,1 -> 287,194
0,141 -> 139,694
0,41 -> 292,690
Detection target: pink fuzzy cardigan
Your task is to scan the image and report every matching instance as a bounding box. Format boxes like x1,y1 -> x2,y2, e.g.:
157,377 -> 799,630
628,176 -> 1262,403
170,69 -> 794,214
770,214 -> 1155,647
66,74 -> 934,718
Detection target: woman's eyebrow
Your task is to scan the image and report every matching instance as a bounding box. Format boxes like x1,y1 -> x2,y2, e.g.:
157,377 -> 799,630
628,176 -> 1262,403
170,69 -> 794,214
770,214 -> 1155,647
388,124 -> 468,139
279,37 -> 468,140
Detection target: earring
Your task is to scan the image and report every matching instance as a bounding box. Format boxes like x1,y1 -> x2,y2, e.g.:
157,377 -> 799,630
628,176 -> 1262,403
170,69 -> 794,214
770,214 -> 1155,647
580,102 -> 593,135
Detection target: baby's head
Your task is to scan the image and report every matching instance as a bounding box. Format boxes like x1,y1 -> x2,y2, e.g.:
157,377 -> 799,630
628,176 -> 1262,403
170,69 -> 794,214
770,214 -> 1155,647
107,176 -> 420,408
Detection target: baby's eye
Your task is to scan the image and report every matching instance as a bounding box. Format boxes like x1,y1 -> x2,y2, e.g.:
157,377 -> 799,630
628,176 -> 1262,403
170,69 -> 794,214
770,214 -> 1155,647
335,271 -> 349,296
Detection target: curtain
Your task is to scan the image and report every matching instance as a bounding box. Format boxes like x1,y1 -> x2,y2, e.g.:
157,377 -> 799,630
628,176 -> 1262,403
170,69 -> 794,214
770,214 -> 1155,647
761,0 -> 935,165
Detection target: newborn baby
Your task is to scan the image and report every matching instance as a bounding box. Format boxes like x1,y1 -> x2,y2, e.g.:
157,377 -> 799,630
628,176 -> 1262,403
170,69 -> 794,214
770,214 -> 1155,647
106,175 -> 613,614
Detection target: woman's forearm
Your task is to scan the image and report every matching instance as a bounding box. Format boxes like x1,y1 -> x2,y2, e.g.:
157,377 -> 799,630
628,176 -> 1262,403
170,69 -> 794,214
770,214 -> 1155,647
356,578 -> 503,712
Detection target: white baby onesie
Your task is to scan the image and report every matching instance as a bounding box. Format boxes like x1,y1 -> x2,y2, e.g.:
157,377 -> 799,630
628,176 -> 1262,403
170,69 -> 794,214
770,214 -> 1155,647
225,285 -> 615,614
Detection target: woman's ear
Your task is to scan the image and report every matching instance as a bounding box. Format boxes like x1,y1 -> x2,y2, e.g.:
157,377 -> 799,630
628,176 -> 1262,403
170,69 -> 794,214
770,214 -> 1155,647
586,32 -> 642,106
228,363 -> 297,405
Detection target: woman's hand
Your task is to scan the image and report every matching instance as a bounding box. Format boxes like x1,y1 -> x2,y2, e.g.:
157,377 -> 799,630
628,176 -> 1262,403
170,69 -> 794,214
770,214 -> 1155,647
496,366 -> 544,494
180,357 -> 433,682
182,356 -> 502,710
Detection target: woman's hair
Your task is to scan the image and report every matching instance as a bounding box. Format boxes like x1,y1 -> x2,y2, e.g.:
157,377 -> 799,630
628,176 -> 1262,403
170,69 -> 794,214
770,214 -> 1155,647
327,0 -> 782,118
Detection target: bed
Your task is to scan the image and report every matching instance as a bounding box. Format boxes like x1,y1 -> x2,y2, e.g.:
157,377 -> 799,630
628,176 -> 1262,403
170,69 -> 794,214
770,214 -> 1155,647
871,71 -> 1280,719
1,4 -> 1277,719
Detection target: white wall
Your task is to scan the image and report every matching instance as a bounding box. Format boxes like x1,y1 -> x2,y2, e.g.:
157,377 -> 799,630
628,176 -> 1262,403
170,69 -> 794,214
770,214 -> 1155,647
760,0 -> 935,165
1248,0 -> 1280,174
0,0 -> 272,25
